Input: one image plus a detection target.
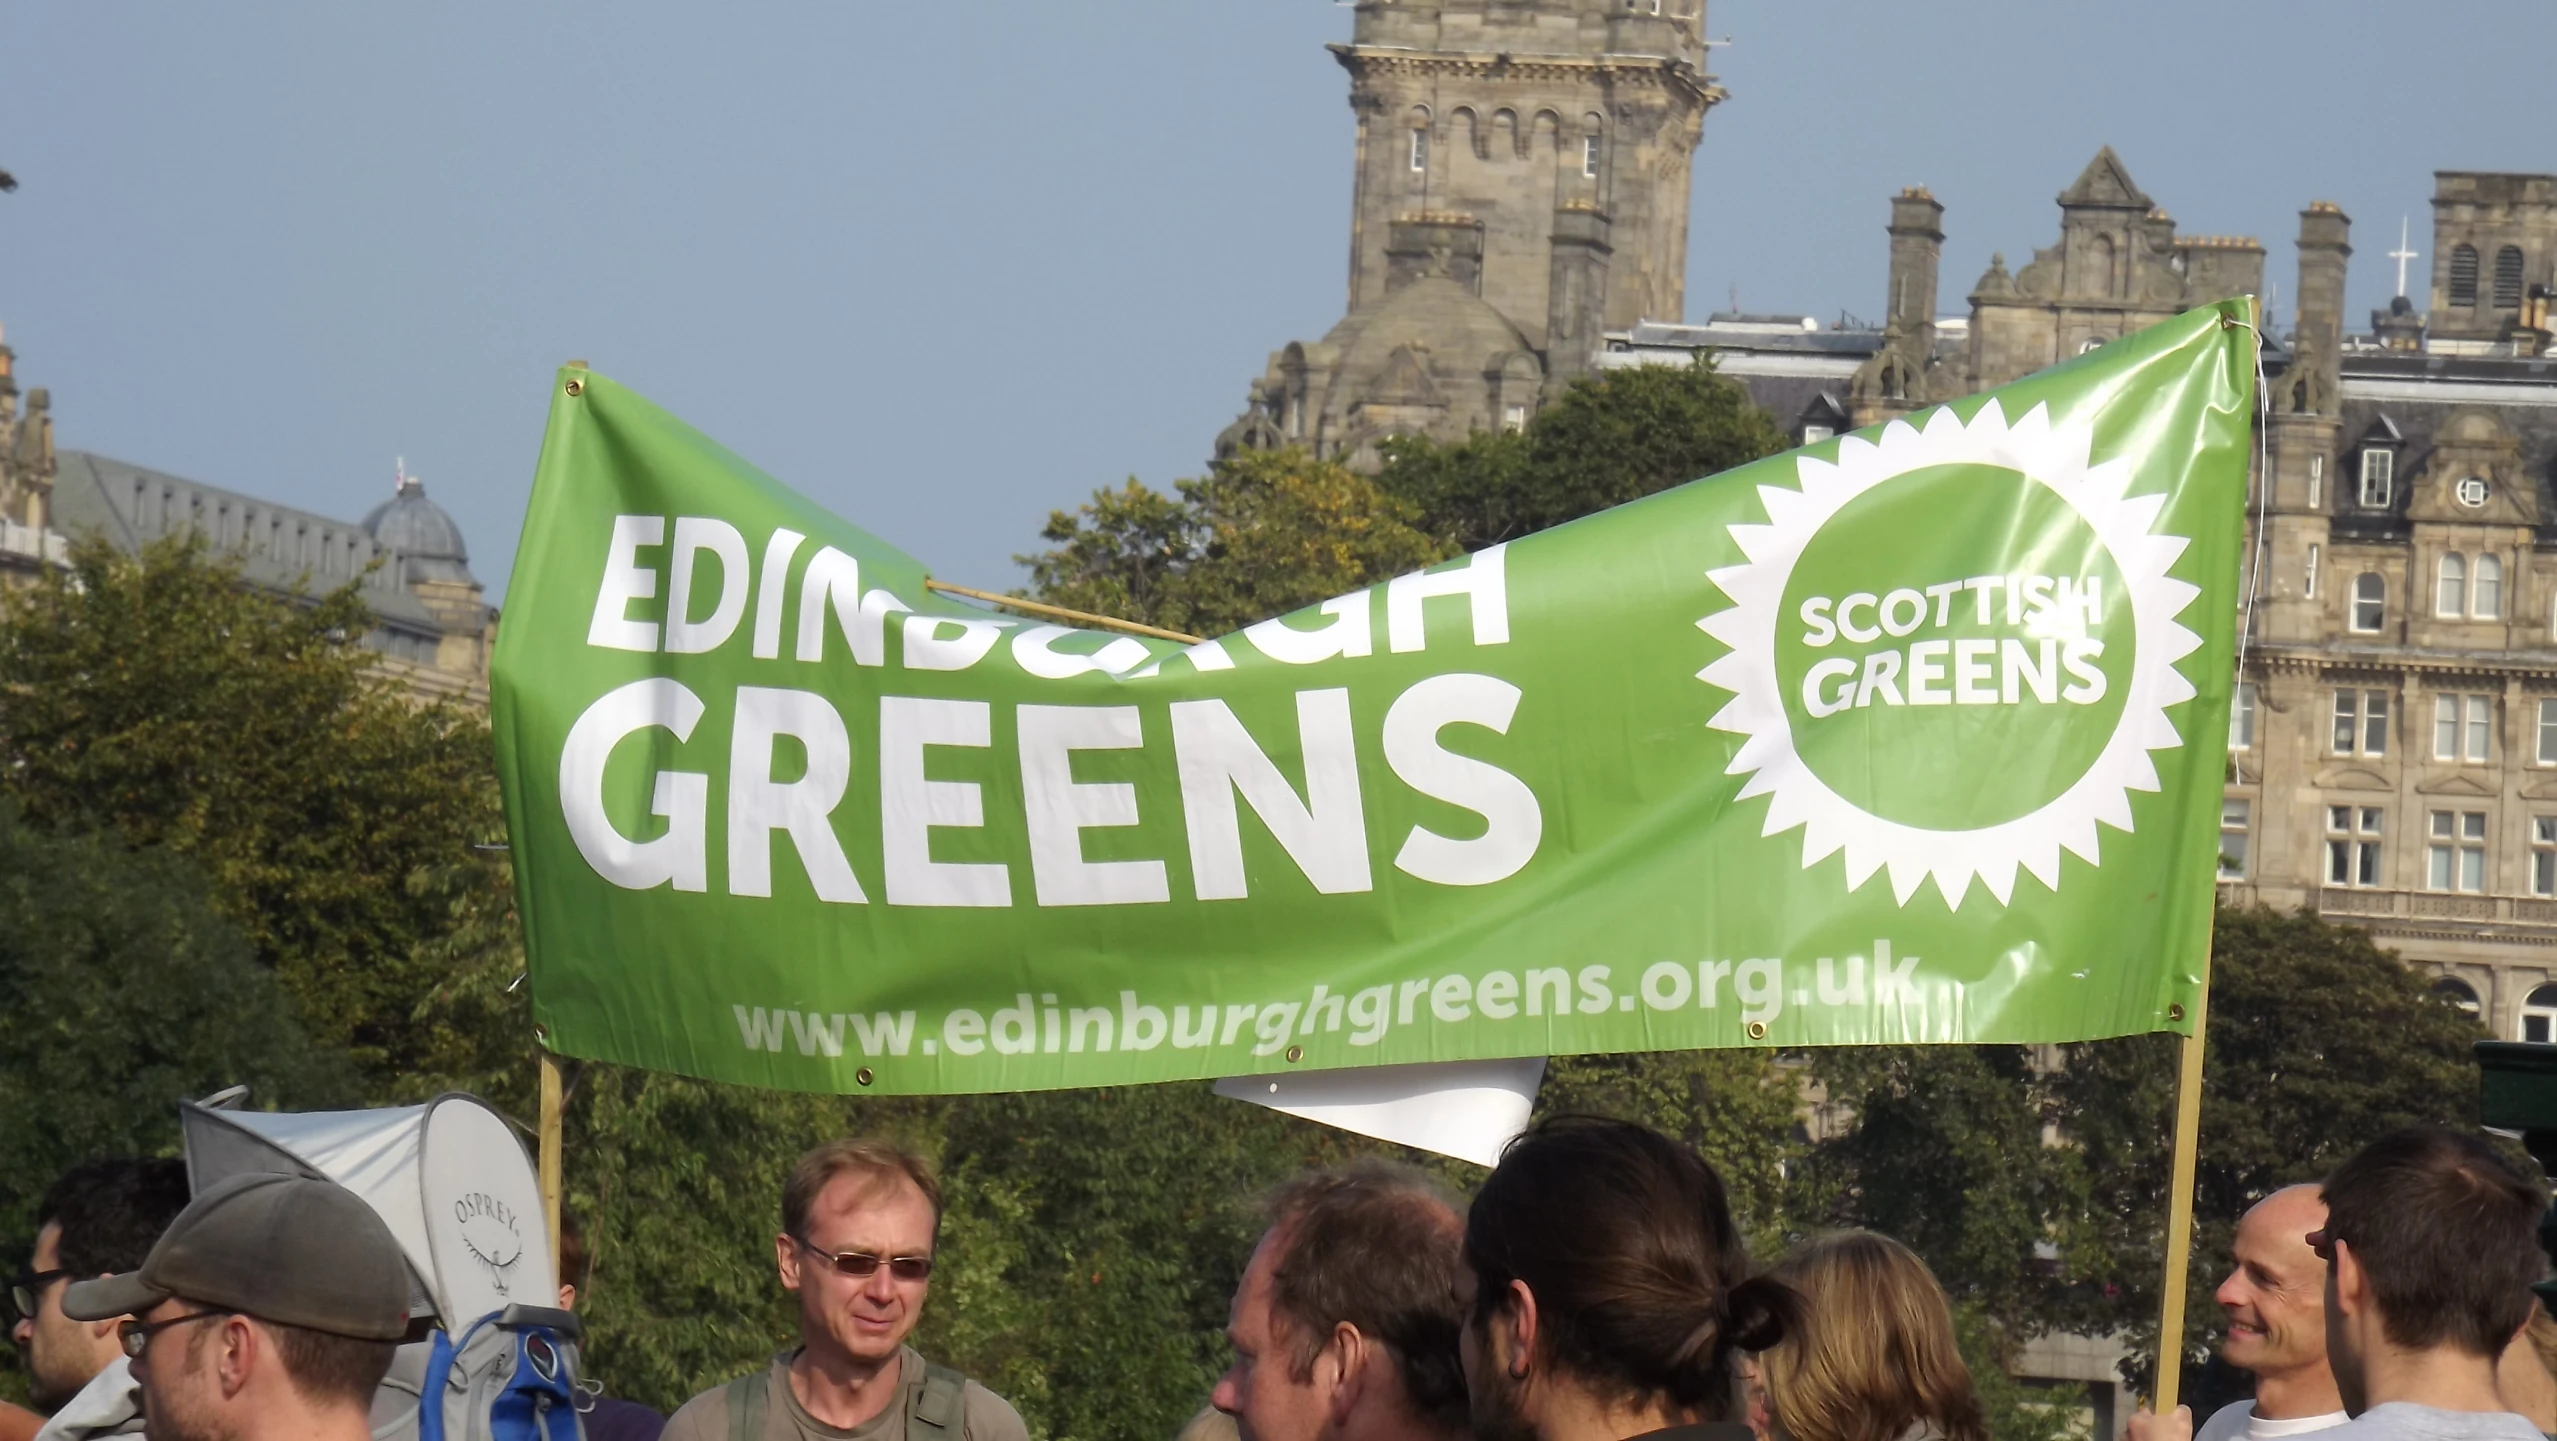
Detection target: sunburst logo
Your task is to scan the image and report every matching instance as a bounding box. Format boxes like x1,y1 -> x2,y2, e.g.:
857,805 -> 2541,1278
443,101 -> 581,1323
1695,400 -> 2201,908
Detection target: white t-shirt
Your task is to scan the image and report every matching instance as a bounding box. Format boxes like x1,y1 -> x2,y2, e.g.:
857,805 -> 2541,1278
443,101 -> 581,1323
2194,1401 -> 2350,1441
2319,1404 -> 2544,1441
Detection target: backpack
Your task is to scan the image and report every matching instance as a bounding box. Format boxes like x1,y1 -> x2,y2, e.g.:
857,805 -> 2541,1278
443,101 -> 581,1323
177,1096 -> 583,1441
721,1359 -> 967,1441
416,1305 -> 587,1441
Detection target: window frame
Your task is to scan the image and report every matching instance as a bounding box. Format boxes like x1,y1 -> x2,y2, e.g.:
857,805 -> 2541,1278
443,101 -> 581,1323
1581,135 -> 1600,179
2359,447 -> 2395,508
2438,552 -> 2468,617
2219,797 -> 2251,880
2230,682 -> 2257,751
2427,808 -> 2488,893
2333,688 -> 2389,758
2351,572 -> 2386,632
1409,127 -> 1429,173
2475,553 -> 2503,618
2535,816 -> 2557,896
2306,542 -> 2320,598
2326,804 -> 2385,888
2308,453 -> 2325,510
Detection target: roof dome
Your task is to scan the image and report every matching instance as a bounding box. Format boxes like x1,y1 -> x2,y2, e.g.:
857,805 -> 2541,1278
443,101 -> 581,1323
362,473 -> 475,587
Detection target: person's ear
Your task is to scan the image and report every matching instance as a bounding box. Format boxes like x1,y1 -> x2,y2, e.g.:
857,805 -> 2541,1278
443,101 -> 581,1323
776,1234 -> 804,1292
1502,1280 -> 1540,1381
1323,1325 -> 1369,1428
556,1283 -> 579,1311
217,1316 -> 258,1399
2329,1240 -> 2366,1316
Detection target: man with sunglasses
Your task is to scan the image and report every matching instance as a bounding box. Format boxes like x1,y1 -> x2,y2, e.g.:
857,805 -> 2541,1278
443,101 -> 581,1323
663,1139 -> 1026,1441
57,1172 -> 410,1441
11,1159 -> 190,1441
2307,1127 -> 2545,1441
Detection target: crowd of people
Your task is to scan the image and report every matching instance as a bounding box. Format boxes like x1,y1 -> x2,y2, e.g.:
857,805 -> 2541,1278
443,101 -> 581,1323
7,1118 -> 2556,1441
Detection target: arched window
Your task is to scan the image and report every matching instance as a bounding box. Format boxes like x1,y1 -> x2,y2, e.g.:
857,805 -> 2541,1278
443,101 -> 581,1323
2524,983 -> 2557,1043
2091,234 -> 2117,297
2476,554 -> 2504,619
2352,572 -> 2387,632
1406,105 -> 1431,173
2438,553 -> 2467,617
2496,246 -> 2527,308
2434,976 -> 2483,1018
2452,245 -> 2481,306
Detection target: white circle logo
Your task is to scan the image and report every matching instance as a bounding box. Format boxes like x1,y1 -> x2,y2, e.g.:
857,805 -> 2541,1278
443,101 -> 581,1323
1694,401 -> 2204,907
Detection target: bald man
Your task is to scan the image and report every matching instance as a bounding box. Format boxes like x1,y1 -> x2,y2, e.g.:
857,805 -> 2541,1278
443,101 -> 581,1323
2134,1186 -> 2346,1441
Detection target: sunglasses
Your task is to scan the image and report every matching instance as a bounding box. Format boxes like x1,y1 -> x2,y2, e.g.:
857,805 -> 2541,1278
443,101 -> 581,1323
790,1235 -> 933,1283
9,1269 -> 68,1321
118,1310 -> 230,1359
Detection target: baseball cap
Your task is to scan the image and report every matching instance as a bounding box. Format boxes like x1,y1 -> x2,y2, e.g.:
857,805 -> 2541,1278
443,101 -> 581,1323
62,1172 -> 411,1341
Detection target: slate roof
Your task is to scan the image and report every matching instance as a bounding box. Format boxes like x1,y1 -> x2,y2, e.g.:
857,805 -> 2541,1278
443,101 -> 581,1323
49,450 -> 485,650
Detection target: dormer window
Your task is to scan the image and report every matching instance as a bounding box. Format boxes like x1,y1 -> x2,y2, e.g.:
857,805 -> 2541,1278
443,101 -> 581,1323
1802,424 -> 1834,445
2359,447 -> 2395,507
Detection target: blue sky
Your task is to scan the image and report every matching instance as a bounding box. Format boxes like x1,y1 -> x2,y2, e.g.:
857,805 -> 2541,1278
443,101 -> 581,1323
4,3 -> 2546,602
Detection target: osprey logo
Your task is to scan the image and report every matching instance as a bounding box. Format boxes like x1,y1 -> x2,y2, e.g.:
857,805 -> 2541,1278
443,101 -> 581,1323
454,1192 -> 526,1295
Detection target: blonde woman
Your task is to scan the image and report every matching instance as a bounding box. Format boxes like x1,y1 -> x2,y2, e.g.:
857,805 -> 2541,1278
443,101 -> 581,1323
1759,1233 -> 1987,1441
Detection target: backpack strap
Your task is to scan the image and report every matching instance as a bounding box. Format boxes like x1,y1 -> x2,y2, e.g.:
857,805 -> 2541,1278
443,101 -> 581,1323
724,1371 -> 770,1441
908,1362 -> 967,1440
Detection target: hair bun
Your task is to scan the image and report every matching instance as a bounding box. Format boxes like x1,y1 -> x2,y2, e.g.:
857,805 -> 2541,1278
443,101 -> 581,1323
1723,1274 -> 1799,1354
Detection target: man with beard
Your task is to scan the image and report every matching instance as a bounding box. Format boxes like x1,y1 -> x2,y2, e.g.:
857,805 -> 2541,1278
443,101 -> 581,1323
2188,1187 -> 2349,1441
2313,1127 -> 2544,1441
11,1159 -> 191,1441
1455,1116 -> 1794,1441
60,1173 -> 408,1441
1210,1164 -> 1468,1441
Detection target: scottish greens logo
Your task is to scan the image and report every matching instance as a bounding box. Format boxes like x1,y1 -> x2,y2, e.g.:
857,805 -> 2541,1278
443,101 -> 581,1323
1697,401 -> 2201,907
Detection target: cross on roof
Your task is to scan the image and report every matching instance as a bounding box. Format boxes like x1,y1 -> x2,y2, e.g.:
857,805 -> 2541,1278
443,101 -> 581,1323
2389,217 -> 2420,299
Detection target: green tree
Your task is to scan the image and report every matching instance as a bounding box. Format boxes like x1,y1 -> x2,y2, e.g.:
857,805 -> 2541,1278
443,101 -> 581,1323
1375,355 -> 1789,551
0,803 -> 347,1262
1796,1046 -> 2080,1339
2050,905 -> 2485,1386
1539,1050 -> 1804,1254
0,535 -> 502,1076
1023,448 -> 1451,638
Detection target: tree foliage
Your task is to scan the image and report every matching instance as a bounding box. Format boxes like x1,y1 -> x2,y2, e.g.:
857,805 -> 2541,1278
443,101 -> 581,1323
1374,355 -> 1790,551
2050,904 -> 2485,1387
1022,449 -> 1450,638
0,536 -> 501,1076
0,802 -> 347,1258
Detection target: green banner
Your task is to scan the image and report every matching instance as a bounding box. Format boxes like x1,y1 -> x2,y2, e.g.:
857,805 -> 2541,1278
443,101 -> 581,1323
493,302 -> 2253,1094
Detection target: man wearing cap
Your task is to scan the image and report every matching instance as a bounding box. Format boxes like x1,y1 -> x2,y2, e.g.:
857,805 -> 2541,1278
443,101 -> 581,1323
61,1173 -> 412,1441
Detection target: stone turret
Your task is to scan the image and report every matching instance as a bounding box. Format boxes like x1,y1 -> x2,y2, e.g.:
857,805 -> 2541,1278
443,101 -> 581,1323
1225,0 -> 1724,465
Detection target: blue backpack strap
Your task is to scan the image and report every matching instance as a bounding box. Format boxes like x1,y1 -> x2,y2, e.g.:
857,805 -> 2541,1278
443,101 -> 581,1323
725,1371 -> 769,1441
418,1329 -> 462,1441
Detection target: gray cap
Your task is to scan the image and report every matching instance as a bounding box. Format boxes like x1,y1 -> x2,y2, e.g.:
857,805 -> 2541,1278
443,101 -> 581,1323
63,1172 -> 411,1341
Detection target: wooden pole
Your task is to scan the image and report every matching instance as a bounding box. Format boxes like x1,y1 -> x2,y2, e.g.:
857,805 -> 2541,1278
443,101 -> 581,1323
922,578 -> 1204,645
538,1050 -> 564,1288
2150,946 -> 2213,1417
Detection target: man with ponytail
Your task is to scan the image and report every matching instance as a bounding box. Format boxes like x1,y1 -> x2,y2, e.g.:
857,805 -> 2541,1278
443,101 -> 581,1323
1456,1116 -> 1795,1441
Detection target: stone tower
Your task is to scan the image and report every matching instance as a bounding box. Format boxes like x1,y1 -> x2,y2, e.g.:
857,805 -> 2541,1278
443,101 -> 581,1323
2427,172 -> 2557,351
1222,0 -> 1724,469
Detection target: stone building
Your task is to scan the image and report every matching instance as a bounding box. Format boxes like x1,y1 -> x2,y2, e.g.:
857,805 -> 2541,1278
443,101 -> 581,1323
0,331 -> 495,706
1221,0 -> 1723,468
1603,155 -> 2557,1046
